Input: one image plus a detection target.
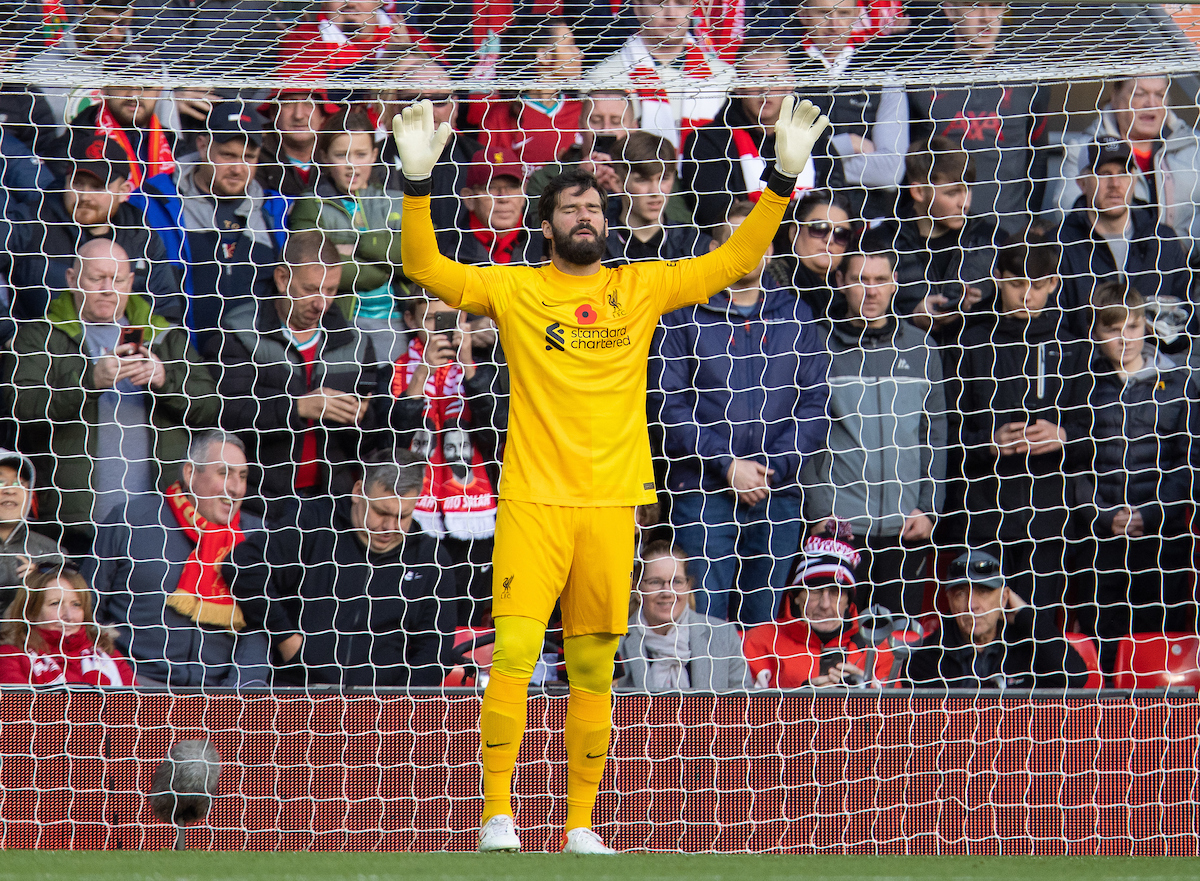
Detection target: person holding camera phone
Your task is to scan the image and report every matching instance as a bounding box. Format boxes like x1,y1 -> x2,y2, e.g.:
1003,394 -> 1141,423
743,523 -> 895,689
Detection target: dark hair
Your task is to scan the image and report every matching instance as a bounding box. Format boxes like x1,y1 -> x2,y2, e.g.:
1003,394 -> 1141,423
1092,280 -> 1146,330
315,109 -> 377,164
612,131 -> 676,180
538,169 -> 608,227
906,134 -> 976,186
838,248 -> 898,275
503,15 -> 573,73
790,188 -> 854,225
995,239 -> 1060,280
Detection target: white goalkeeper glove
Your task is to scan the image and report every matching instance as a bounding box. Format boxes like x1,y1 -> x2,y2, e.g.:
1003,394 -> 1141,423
391,99 -> 452,183
774,95 -> 830,179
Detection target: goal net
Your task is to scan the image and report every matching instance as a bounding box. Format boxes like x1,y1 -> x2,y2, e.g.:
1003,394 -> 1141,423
0,0 -> 1198,855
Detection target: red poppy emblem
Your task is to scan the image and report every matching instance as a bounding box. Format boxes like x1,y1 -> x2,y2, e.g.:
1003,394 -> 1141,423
576,303 -> 597,325
86,139 -> 105,160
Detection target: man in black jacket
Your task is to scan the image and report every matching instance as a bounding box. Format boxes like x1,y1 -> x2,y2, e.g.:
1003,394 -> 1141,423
226,449 -> 454,688
905,549 -> 1088,690
1057,137 -> 1193,353
206,230 -> 382,511
0,132 -> 183,323
956,239 -> 1092,638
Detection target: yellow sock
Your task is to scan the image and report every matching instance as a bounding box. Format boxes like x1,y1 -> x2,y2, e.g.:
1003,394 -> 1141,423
563,633 -> 620,833
480,616 -> 544,824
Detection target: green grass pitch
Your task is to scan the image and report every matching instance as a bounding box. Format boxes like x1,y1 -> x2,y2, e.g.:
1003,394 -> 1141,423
1,853 -> 1197,881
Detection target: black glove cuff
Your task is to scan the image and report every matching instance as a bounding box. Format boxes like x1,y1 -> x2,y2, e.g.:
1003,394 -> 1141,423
766,168 -> 798,198
403,177 -> 433,197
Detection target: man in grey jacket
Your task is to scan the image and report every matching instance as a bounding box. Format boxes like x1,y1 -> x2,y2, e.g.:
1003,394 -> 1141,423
802,249 -> 948,616
90,430 -> 270,688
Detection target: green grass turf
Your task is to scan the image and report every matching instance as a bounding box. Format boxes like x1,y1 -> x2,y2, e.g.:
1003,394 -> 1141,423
0,853 -> 1197,881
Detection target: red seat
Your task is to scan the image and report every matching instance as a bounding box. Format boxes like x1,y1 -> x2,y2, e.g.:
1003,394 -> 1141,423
1112,632 -> 1200,690
443,627 -> 496,687
1064,632 -> 1103,689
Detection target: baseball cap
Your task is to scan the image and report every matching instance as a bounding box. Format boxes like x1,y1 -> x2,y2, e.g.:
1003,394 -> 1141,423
787,534 -> 861,591
64,133 -> 130,185
465,147 -> 526,191
1086,136 -> 1135,173
206,101 -> 266,146
0,448 -> 35,485
947,549 -> 1004,591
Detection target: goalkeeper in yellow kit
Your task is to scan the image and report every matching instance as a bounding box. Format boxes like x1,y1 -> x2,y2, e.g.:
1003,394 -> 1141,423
394,96 -> 829,854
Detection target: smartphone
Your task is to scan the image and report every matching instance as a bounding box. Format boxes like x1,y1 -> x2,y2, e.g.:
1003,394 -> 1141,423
433,311 -> 459,337
119,326 -> 143,348
592,134 -> 618,155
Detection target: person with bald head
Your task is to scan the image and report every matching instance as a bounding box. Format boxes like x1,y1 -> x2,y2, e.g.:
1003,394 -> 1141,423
0,238 -> 219,554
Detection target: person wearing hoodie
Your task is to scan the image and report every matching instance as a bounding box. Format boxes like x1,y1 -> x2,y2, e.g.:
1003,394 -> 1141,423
1057,136 -> 1193,353
0,565 -> 135,687
651,199 -> 829,625
743,528 -> 894,689
955,238 -> 1092,639
778,188 -> 856,321
1074,282 -> 1200,674
1054,75 -> 1200,264
802,248 -> 947,617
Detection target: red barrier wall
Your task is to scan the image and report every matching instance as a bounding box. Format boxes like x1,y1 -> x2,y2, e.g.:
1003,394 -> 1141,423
1,692 -> 1197,854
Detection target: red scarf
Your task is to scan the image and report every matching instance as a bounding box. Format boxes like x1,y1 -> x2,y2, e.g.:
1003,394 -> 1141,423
97,104 -> 175,188
164,481 -> 246,631
391,339 -> 497,540
468,213 -> 521,264
730,127 -> 816,201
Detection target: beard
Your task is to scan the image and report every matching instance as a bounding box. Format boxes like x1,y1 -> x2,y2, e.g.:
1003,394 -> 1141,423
551,221 -> 607,266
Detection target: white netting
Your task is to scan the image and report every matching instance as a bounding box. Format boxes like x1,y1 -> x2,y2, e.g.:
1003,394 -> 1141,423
0,0 -> 1197,855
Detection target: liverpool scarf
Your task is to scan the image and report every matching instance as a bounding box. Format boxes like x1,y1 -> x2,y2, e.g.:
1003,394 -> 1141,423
164,481 -> 246,631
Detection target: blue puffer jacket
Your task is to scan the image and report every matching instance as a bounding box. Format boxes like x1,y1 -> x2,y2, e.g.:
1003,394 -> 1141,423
650,274 -> 830,496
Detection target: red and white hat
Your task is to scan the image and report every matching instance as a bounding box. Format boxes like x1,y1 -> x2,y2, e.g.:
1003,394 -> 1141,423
788,533 -> 861,590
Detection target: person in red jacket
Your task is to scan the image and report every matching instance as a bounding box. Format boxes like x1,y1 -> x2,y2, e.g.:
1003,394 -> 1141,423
0,566 -> 134,687
743,525 -> 894,688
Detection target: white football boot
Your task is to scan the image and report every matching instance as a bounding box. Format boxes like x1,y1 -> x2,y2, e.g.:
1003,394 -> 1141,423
478,814 -> 521,853
561,827 -> 615,854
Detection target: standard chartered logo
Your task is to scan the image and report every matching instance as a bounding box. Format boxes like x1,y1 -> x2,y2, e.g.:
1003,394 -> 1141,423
569,326 -> 631,349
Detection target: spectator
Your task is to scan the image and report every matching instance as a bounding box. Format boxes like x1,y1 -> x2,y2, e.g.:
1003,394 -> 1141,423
908,2 -> 1049,235
277,0 -> 408,79
1057,136 -> 1192,350
132,0 -> 286,76
0,449 -> 66,613
256,87 -> 337,197
587,0 -> 735,152
0,131 -> 183,322
864,136 -> 998,328
21,0 -> 133,128
0,97 -> 57,213
606,131 -> 713,262
139,100 -> 288,340
785,0 -> 909,219
390,294 -> 501,626
226,450 -> 454,688
1,238 -> 219,555
90,430 -> 270,687
289,109 -> 408,329
207,230 -> 381,510
955,239 -> 1091,638
780,188 -> 854,319
683,42 -> 821,231
377,56 -> 481,236
652,200 -> 829,624
0,565 -> 136,687
48,55 -> 177,190
617,540 -> 751,691
524,89 -> 638,204
904,549 -> 1088,689
802,249 -> 947,616
440,149 -> 541,265
0,83 -> 58,156
1075,282 -> 1199,673
475,18 -> 584,168
1055,76 -> 1200,262
743,529 -> 894,688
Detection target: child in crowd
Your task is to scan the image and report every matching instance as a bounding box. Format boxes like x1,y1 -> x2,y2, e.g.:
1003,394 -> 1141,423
0,566 -> 135,687
1076,281 -> 1200,673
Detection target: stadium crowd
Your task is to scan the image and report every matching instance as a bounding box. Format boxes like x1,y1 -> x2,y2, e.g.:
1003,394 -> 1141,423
0,0 -> 1197,690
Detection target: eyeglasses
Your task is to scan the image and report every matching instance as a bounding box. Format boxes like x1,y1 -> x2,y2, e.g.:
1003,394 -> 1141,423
640,577 -> 688,590
800,221 -> 853,247
0,478 -> 28,489
950,557 -> 1001,579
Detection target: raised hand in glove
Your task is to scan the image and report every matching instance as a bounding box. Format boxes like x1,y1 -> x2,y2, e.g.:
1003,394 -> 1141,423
391,99 -> 452,182
773,95 -> 830,178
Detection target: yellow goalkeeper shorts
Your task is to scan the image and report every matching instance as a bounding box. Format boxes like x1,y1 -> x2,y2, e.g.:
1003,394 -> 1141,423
490,500 -> 636,637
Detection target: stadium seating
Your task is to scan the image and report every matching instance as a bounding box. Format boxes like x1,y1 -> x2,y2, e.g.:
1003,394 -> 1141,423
1112,632 -> 1200,690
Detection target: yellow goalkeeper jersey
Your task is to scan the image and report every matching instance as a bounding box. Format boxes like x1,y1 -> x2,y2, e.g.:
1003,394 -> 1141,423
401,189 -> 791,506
